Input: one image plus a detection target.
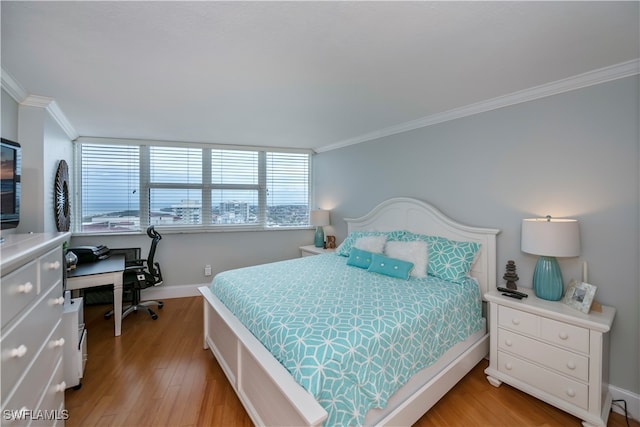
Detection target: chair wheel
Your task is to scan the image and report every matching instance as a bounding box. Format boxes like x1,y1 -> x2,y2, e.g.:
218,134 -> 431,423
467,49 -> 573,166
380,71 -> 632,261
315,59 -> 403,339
158,302 -> 164,309
104,313 -> 113,320
151,313 -> 158,320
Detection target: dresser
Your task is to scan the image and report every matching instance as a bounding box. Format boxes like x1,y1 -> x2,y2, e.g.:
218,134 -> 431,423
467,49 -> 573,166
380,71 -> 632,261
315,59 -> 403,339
484,288 -> 616,427
1,232 -> 70,426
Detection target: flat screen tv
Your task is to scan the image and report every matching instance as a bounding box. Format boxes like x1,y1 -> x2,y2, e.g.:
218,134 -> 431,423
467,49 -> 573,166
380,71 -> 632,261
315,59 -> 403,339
1,138 -> 21,230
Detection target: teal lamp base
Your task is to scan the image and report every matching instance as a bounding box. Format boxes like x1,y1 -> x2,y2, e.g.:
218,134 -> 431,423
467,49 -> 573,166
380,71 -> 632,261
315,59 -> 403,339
533,256 -> 564,301
314,226 -> 325,248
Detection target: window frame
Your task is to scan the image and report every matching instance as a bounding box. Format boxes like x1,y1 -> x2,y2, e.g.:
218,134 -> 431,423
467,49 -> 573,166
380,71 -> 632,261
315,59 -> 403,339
73,137 -> 313,235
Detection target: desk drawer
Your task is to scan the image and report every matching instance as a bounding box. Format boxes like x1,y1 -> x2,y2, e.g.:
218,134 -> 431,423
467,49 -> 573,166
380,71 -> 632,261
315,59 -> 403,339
1,260 -> 38,328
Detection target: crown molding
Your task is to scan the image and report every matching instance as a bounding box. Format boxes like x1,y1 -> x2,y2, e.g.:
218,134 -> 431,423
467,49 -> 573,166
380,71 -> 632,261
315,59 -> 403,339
20,95 -> 79,141
1,67 -> 28,102
316,58 -> 640,153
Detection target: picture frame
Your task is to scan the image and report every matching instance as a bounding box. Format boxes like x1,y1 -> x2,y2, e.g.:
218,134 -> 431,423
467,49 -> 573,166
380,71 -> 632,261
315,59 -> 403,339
563,279 -> 597,313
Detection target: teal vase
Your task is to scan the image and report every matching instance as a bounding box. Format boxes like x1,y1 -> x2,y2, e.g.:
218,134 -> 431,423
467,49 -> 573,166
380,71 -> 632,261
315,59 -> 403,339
532,256 -> 564,301
314,226 -> 325,248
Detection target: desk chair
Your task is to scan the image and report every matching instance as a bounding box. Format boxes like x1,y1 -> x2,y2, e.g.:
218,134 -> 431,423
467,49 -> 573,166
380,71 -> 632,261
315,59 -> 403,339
105,226 -> 164,321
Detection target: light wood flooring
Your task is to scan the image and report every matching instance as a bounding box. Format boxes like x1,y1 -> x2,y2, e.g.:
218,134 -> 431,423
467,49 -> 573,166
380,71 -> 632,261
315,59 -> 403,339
66,296 -> 637,427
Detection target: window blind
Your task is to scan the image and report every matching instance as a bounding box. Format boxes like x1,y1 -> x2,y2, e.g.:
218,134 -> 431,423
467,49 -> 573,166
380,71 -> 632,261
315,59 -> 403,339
74,140 -> 311,233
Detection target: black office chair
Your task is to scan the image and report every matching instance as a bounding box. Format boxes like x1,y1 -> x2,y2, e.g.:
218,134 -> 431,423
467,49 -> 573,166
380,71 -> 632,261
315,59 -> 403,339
105,226 -> 164,321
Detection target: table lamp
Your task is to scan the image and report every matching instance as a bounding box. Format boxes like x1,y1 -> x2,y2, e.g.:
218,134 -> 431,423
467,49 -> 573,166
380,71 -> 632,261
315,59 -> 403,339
521,216 -> 580,301
310,210 -> 330,248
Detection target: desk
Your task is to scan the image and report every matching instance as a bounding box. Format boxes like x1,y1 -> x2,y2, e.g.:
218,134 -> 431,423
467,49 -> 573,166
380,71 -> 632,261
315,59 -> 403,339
66,255 -> 125,336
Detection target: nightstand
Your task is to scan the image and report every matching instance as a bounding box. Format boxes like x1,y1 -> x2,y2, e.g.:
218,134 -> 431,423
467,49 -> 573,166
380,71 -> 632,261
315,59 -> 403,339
299,245 -> 336,257
484,288 -> 615,427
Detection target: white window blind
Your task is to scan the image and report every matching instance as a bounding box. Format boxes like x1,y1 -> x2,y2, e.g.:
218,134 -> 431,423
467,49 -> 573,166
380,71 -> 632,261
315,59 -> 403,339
74,140 -> 311,233
77,144 -> 140,232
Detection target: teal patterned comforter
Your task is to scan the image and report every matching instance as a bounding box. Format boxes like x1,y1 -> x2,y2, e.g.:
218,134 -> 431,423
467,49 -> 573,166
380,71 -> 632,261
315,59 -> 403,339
210,253 -> 483,426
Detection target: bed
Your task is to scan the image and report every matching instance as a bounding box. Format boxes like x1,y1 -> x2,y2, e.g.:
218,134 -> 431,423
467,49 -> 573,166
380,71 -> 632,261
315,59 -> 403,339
199,197 -> 499,426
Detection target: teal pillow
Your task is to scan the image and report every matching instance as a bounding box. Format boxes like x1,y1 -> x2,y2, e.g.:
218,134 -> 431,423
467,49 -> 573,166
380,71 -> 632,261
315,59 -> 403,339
347,248 -> 374,269
367,253 -> 414,280
336,230 -> 406,257
401,232 -> 481,283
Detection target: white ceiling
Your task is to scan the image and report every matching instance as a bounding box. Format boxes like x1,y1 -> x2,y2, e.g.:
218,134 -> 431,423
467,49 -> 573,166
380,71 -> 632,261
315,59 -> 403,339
1,1 -> 638,152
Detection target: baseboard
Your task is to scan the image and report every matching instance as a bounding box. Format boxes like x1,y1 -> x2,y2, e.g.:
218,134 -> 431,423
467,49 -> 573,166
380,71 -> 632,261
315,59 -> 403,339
143,283 -> 640,423
141,283 -> 206,300
610,384 -> 640,422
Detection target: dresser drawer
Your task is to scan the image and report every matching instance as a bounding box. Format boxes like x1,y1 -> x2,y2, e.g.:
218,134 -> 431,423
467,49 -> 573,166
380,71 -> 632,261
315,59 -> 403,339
498,305 -> 539,336
2,320 -> 63,416
30,357 -> 66,427
1,285 -> 65,403
1,260 -> 38,328
498,351 -> 589,410
498,328 -> 589,382
39,248 -> 64,294
540,317 -> 589,354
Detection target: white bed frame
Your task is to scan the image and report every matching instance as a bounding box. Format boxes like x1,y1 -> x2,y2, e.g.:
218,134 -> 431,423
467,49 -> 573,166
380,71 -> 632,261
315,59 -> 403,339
199,197 -> 500,426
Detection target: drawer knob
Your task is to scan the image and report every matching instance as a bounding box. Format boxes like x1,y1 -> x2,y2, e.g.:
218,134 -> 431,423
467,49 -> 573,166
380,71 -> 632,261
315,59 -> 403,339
567,361 -> 576,370
505,339 -> 513,347
52,338 -> 65,348
47,261 -> 61,270
50,296 -> 65,306
511,318 -> 520,325
16,282 -> 34,294
55,381 -> 67,392
505,363 -> 513,371
559,332 -> 569,340
10,345 -> 28,358
566,388 -> 576,397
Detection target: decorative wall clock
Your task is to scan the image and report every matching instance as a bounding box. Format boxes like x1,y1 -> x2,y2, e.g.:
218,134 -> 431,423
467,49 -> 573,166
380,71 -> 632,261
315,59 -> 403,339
55,159 -> 70,231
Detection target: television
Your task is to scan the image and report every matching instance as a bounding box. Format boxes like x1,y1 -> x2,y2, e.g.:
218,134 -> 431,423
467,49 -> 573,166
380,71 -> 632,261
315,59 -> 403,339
1,138 -> 21,230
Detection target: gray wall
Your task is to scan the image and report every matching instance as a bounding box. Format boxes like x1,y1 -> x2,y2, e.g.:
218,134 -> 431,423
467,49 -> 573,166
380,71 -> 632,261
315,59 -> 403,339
314,75 -> 640,394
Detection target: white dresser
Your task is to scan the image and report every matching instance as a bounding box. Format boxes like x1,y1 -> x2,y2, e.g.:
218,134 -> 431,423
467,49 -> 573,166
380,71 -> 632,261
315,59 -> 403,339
484,288 -> 616,427
1,232 -> 70,426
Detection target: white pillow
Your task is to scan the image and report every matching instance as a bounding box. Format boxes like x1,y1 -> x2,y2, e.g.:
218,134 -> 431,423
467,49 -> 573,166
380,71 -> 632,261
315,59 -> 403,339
354,235 -> 387,254
384,240 -> 428,278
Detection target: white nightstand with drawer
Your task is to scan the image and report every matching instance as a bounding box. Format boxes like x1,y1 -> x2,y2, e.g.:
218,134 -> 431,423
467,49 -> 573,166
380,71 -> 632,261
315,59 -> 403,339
299,245 -> 336,257
484,288 -> 615,427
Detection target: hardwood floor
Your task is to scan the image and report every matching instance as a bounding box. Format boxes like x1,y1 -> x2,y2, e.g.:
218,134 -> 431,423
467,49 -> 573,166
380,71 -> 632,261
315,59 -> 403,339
66,296 -> 636,427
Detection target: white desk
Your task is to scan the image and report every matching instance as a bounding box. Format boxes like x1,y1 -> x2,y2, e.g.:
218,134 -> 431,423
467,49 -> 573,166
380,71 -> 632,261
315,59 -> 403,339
66,255 -> 125,336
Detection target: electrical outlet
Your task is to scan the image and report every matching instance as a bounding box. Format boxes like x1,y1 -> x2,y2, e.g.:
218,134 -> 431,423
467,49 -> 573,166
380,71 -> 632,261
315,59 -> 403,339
204,264 -> 212,276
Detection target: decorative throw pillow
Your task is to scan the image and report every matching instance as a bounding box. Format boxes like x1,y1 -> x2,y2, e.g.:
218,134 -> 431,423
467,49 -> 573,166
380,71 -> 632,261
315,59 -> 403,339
384,240 -> 428,278
346,248 -> 374,269
427,236 -> 481,283
400,232 -> 481,283
367,253 -> 414,280
336,230 -> 406,257
354,235 -> 387,254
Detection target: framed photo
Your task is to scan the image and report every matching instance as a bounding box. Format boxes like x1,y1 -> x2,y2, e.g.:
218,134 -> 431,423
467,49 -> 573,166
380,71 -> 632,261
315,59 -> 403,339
563,280 -> 597,313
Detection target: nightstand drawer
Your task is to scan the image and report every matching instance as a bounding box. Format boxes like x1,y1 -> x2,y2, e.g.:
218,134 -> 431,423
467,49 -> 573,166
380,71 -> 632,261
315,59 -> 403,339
498,305 -> 538,336
540,317 -> 589,353
498,351 -> 589,410
498,328 -> 589,382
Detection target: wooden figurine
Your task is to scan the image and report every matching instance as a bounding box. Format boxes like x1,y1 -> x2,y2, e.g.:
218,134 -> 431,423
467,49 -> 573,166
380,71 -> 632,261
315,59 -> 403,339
326,235 -> 336,249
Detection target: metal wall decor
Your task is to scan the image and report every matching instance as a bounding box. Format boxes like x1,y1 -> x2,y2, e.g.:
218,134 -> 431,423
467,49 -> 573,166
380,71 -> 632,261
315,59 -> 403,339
55,159 -> 70,231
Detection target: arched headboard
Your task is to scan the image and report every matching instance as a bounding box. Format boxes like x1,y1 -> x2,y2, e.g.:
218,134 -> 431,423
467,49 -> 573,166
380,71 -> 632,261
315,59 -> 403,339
345,197 -> 500,297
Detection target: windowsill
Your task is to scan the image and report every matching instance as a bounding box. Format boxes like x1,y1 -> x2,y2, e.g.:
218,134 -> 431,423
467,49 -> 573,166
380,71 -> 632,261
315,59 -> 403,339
71,225 -> 315,237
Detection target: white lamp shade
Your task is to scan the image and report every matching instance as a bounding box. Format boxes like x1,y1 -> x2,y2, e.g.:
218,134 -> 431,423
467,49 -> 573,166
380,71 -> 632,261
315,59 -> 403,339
521,217 -> 580,257
310,210 -> 330,227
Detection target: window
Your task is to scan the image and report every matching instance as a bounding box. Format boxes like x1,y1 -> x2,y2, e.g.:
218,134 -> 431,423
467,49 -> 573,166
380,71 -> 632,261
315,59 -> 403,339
74,140 -> 311,233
